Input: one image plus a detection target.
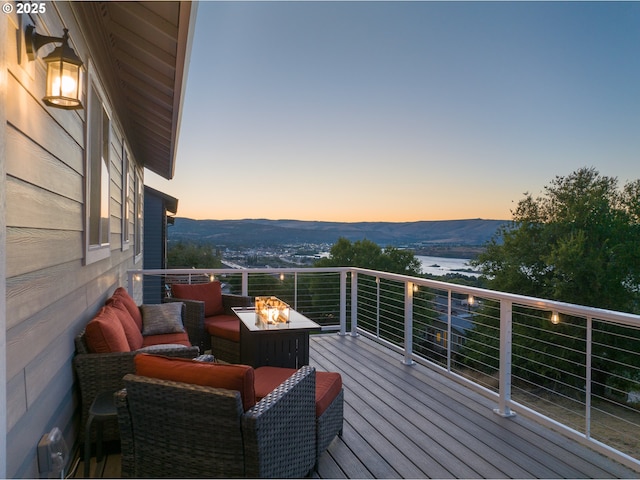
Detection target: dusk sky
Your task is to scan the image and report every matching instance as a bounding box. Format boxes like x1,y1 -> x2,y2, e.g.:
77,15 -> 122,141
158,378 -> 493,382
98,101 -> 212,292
146,1 -> 640,222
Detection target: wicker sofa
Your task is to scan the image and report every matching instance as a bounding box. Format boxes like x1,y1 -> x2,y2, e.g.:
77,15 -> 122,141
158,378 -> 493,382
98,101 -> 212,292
116,356 -> 318,478
74,287 -> 200,442
168,281 -> 252,361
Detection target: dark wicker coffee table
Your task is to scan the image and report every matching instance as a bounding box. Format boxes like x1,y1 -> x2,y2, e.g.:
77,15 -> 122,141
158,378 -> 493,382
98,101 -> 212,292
233,307 -> 320,368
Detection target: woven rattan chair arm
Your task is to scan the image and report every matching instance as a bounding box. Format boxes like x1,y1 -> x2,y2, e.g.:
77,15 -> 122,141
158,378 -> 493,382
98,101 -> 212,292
243,366 -> 317,478
222,293 -> 253,313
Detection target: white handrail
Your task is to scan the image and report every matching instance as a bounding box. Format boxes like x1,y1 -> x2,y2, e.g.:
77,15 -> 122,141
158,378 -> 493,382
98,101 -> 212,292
128,265 -> 640,471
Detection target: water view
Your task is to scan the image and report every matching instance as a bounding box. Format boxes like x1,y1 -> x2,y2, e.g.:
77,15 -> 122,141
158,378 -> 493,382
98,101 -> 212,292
417,255 -> 480,277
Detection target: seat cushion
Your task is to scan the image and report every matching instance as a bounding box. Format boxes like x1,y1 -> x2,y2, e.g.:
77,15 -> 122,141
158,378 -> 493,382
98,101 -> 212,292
171,282 -> 225,317
141,332 -> 191,348
254,366 -> 343,417
85,306 -> 131,353
135,354 -> 256,411
107,287 -> 143,331
205,315 -> 240,342
109,298 -> 144,350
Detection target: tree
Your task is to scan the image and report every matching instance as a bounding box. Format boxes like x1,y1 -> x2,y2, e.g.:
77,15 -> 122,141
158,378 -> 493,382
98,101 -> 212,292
314,237 -> 422,275
167,241 -> 222,269
312,237 -> 426,341
473,167 -> 640,313
464,167 -> 640,394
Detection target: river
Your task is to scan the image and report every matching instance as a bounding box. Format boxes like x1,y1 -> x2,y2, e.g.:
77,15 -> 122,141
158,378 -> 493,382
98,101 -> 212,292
417,255 -> 480,277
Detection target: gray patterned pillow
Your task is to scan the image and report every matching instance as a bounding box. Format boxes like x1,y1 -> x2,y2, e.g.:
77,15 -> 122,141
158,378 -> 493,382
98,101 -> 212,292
140,302 -> 185,335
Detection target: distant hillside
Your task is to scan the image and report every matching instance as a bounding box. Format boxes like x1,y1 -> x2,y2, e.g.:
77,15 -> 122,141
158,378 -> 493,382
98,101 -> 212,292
169,218 -> 507,248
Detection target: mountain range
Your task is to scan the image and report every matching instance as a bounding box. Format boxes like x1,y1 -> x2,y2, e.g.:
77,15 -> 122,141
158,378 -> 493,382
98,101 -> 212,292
168,218 -> 507,248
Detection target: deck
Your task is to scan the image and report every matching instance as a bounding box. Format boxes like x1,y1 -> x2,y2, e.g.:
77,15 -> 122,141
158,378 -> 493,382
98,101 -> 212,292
77,334 -> 639,478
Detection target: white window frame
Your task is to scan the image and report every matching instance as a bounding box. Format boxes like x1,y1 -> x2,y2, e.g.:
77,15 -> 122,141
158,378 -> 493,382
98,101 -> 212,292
134,167 -> 143,264
121,144 -> 131,251
84,60 -> 111,265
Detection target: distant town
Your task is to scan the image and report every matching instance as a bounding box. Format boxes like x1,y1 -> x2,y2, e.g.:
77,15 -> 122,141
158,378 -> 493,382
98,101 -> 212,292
167,217 -> 495,280
220,243 -> 332,269
169,217 -> 500,270
217,242 -> 485,271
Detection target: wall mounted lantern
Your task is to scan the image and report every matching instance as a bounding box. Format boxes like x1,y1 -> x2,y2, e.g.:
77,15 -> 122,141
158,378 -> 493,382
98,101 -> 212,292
25,25 -> 83,110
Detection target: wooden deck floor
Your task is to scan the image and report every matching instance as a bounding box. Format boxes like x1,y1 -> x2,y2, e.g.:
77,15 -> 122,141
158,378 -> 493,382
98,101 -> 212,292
76,334 -> 639,479
310,334 -> 638,479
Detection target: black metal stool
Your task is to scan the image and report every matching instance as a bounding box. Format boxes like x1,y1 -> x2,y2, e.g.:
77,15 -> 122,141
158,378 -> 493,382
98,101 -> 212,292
84,391 -> 117,478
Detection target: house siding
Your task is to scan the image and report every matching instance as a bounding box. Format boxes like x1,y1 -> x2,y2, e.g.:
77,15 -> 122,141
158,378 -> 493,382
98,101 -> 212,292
143,192 -> 166,304
3,5 -> 141,477
1,4 -> 9,478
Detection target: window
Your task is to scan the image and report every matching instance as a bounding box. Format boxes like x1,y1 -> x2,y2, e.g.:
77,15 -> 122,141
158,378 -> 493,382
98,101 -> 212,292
85,74 -> 111,264
134,168 -> 143,260
122,146 -> 131,250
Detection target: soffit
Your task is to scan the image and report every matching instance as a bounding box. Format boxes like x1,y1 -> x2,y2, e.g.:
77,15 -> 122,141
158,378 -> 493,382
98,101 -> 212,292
72,1 -> 196,180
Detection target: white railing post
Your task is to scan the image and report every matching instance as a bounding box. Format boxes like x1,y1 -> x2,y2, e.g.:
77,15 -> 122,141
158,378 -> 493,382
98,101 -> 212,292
338,270 -> 348,336
241,271 -> 248,297
447,289 -> 453,372
403,281 -> 415,366
294,272 -> 298,310
585,316 -> 593,438
349,270 -> 359,336
494,299 -> 515,417
376,276 -> 380,339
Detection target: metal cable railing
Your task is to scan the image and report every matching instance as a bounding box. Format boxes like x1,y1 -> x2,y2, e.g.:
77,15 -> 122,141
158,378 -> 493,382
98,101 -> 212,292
129,266 -> 640,471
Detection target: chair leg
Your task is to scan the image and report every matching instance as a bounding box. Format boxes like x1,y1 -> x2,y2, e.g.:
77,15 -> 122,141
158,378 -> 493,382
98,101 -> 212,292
84,413 -> 95,478
96,421 -> 104,461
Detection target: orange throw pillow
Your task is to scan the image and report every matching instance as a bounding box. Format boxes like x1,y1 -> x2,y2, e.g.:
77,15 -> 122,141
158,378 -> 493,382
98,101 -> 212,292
109,298 -> 144,350
85,306 -> 131,353
107,287 -> 143,330
171,282 -> 225,317
134,354 -> 256,411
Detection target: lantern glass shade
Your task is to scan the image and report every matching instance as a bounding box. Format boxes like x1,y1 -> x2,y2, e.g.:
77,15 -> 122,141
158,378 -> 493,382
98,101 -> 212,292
42,45 -> 83,109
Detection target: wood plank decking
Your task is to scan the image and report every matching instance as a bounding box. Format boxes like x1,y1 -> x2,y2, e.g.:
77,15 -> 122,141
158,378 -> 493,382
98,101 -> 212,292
311,334 -> 638,479
76,334 -> 639,479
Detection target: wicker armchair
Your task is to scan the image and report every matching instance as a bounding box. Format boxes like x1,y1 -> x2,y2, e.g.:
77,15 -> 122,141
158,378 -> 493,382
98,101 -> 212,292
166,293 -> 252,360
116,366 -> 317,478
74,335 -> 199,443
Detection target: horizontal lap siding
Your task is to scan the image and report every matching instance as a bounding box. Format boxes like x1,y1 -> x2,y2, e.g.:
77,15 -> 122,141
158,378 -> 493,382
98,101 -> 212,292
4,6 -> 139,477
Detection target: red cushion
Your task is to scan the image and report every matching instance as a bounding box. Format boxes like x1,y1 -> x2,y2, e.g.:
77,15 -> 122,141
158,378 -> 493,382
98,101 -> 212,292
135,354 -> 256,411
205,315 -> 240,342
171,282 -> 225,317
107,287 -> 143,330
84,306 -> 131,353
109,298 -> 144,350
141,332 -> 191,348
254,367 -> 342,417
